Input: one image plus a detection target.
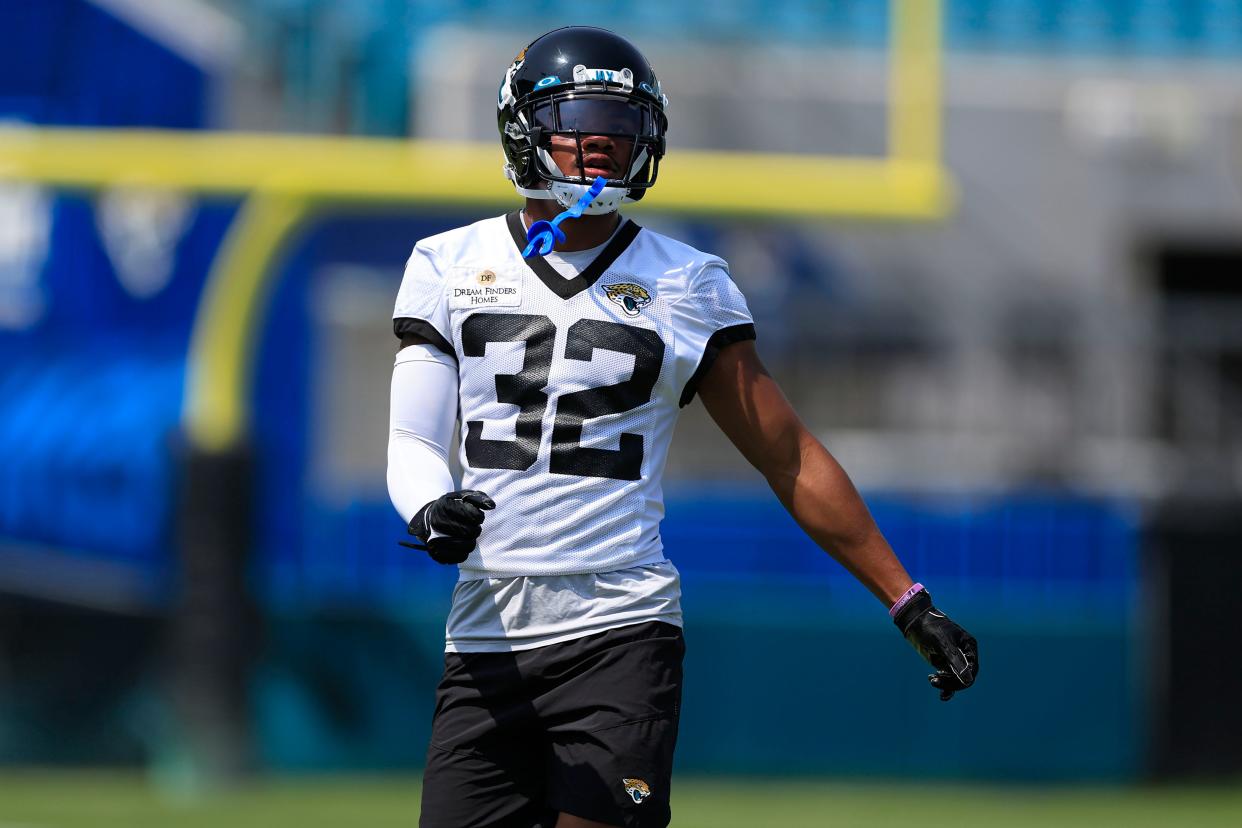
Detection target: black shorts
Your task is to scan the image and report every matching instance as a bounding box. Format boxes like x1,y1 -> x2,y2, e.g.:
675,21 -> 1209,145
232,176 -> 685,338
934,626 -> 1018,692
420,621 -> 684,828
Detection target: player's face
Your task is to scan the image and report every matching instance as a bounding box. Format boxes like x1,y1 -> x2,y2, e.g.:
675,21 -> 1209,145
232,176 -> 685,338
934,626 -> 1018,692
547,132 -> 635,180
534,96 -> 646,181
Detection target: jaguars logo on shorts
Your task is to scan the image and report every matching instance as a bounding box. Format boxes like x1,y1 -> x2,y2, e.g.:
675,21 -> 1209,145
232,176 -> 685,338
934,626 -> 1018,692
603,282 -> 653,317
622,777 -> 652,804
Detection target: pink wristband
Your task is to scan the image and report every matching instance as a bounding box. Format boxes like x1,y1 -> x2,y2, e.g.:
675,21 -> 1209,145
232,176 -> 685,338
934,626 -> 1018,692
888,583 -> 926,618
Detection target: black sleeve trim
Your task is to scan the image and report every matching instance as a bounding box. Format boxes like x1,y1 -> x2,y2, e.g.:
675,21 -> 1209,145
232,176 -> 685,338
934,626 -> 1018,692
393,317 -> 455,358
678,323 -> 757,407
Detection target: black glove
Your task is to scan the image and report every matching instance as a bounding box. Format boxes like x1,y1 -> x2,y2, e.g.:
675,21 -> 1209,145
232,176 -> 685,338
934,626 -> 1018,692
399,490 -> 495,565
893,589 -> 978,701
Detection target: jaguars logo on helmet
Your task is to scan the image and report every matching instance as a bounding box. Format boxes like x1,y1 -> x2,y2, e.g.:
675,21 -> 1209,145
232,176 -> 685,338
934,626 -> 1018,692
497,26 -> 669,215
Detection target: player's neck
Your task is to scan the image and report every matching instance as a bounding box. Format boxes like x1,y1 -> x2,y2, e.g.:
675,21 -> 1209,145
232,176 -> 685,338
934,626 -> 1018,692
523,199 -> 621,252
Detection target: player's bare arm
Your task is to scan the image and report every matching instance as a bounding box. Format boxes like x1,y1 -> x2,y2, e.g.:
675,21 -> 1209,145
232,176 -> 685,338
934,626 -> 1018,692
698,339 -> 980,700
697,339 -> 911,603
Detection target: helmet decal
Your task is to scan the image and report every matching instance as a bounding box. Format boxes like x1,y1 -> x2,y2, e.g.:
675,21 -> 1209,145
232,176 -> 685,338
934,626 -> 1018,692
638,81 -> 667,106
498,56 -> 525,109
572,64 -> 634,91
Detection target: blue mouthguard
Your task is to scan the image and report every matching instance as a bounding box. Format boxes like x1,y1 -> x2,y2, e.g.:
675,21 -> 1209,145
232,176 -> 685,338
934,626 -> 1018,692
522,176 -> 609,258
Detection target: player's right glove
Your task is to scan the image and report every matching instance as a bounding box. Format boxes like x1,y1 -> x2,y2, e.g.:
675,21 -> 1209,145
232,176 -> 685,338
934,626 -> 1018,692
893,588 -> 979,701
399,490 -> 495,565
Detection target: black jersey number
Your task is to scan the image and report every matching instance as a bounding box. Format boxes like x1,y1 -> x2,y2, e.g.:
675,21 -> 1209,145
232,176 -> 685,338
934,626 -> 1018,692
461,314 -> 555,471
550,319 -> 664,480
460,313 -> 665,481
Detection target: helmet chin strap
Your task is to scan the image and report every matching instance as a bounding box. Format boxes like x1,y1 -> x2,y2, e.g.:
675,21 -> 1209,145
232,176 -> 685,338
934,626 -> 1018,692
509,180 -> 620,209
534,146 -> 625,214
550,180 -> 625,214
505,145 -> 652,215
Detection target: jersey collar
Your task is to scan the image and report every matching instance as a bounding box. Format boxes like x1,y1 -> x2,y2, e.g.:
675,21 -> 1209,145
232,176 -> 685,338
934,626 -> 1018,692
506,211 -> 642,300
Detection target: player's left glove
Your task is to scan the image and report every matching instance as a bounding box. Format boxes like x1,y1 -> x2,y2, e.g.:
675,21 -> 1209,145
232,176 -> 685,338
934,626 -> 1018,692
399,490 -> 495,565
892,588 -> 979,701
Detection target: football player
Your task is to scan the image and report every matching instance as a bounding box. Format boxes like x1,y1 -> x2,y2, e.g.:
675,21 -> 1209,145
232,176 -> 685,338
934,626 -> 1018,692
388,26 -> 978,828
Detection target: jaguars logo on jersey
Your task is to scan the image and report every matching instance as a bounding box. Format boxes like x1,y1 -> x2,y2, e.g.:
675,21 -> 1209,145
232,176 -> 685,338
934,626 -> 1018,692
622,778 -> 652,804
604,282 -> 653,317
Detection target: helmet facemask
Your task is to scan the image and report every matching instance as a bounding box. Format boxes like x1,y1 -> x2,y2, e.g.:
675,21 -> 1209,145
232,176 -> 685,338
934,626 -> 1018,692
518,92 -> 665,214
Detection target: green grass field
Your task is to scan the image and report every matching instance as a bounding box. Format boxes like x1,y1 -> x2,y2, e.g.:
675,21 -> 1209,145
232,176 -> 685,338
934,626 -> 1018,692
1,771 -> 1240,828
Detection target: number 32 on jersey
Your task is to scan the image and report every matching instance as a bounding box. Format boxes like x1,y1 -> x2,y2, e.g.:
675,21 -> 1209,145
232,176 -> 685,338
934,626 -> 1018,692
461,312 -> 664,482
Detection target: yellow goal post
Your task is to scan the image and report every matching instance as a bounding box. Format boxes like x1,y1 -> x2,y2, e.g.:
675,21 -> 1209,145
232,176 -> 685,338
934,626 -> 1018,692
0,0 -> 949,455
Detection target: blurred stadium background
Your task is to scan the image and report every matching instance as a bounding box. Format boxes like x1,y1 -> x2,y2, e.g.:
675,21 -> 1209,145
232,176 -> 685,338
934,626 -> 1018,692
1,0 -> 1241,824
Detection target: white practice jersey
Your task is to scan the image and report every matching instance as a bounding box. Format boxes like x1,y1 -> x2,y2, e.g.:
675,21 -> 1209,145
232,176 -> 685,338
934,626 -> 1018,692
393,211 -> 754,580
